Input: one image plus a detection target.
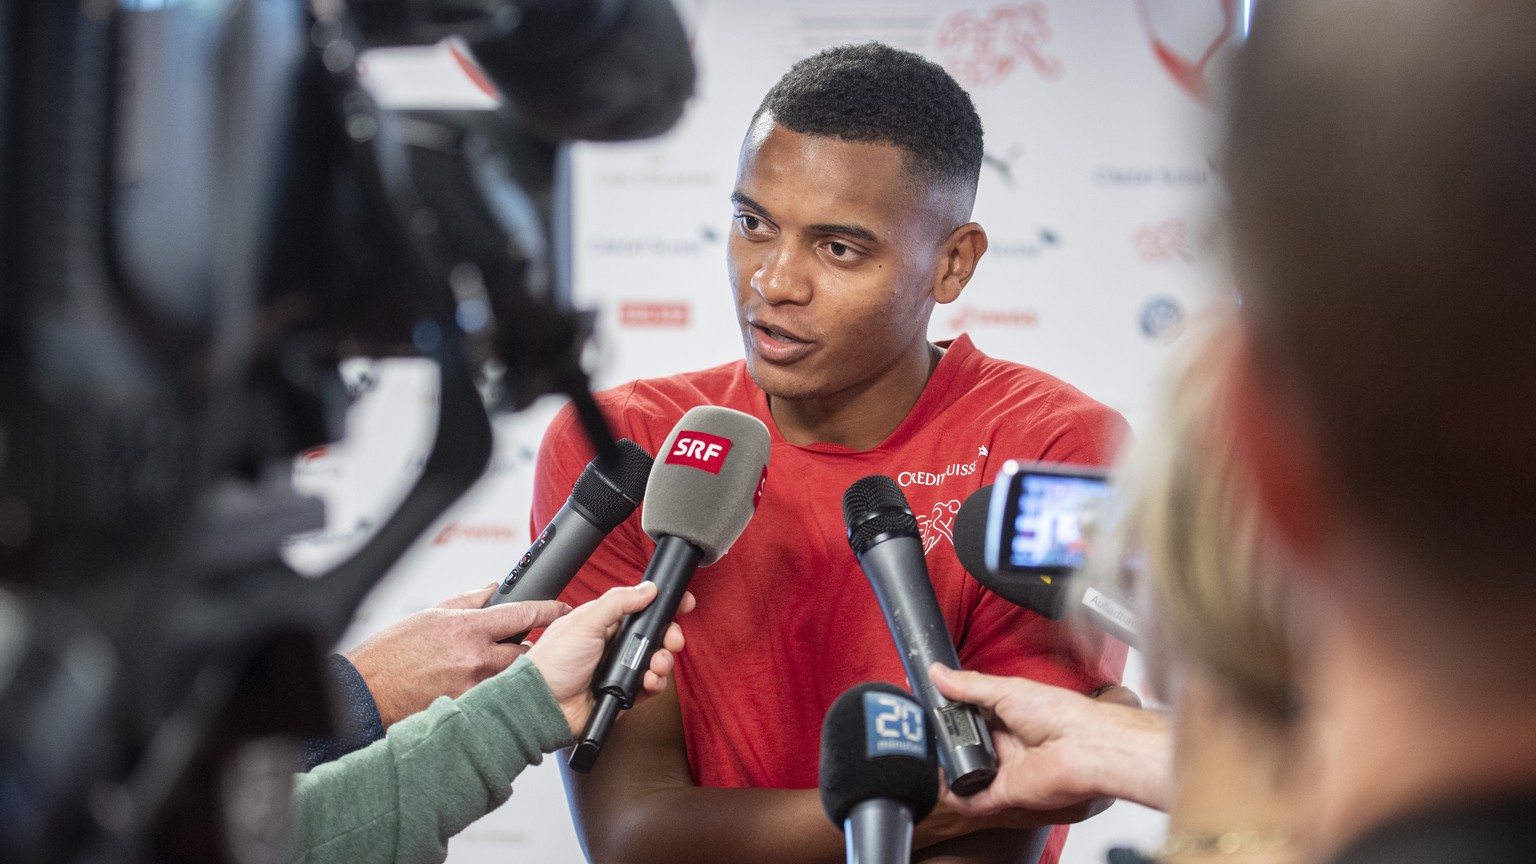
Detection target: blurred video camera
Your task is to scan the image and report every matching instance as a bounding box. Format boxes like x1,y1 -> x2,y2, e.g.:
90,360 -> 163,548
0,0 -> 692,860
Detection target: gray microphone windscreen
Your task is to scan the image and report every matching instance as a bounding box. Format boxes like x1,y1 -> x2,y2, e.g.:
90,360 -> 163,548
641,406 -> 771,565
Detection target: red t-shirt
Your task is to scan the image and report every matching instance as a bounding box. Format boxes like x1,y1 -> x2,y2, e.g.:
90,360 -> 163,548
532,335 -> 1130,859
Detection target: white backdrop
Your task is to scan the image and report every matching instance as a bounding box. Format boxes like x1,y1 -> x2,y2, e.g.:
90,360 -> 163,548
287,1 -> 1236,860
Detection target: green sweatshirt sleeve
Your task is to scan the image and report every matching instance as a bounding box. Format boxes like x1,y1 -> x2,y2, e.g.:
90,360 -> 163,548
292,655 -> 572,864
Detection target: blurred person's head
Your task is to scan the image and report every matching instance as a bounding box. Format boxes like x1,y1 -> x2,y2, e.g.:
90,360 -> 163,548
1094,309 -> 1294,721
1081,307 -> 1308,861
1215,0 -> 1536,853
1223,0 -> 1536,608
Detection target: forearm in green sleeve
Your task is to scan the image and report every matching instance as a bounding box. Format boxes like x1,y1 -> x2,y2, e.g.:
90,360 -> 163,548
292,655 -> 572,864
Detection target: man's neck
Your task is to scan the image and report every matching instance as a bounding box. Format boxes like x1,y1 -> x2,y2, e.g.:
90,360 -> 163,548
768,343 -> 943,450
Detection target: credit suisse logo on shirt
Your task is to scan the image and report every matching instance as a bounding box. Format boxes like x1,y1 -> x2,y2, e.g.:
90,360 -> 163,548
665,430 -> 732,475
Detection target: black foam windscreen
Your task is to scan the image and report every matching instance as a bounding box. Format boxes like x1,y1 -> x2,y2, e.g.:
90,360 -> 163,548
468,0 -> 695,142
641,405 -> 770,565
570,437 -> 652,531
819,682 -> 939,828
952,484 -> 993,583
843,474 -> 920,555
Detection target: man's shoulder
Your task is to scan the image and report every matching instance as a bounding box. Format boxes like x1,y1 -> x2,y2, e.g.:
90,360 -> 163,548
936,337 -> 1128,466
592,359 -> 753,418
957,343 -> 1119,422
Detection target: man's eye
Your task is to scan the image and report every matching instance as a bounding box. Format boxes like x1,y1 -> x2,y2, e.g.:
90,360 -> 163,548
739,214 -> 761,232
828,241 -> 851,258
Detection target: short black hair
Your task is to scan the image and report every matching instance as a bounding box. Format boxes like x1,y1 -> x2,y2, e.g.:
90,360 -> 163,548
754,42 -> 983,195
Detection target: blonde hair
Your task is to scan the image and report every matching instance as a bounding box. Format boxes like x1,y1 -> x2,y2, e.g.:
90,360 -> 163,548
1083,307 -> 1294,719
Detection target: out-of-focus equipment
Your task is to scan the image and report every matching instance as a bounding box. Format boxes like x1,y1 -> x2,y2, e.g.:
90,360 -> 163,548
819,682 -> 938,864
956,463 -> 1139,647
0,0 -> 694,860
842,474 -> 997,797
569,405 -> 770,773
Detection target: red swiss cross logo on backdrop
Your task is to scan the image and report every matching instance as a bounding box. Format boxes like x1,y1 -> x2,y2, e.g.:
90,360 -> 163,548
937,2 -> 1064,89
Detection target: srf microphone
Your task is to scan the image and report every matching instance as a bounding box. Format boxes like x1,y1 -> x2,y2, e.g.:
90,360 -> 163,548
820,682 -> 938,864
843,474 -> 997,797
568,405 -> 771,772
485,438 -> 653,643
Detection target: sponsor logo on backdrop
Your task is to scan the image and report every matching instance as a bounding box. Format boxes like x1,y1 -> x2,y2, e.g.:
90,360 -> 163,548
938,2 -> 1064,88
589,225 -> 721,258
431,521 -> 522,546
988,226 -> 1061,259
1139,295 -> 1186,341
619,301 -> 692,329
1093,163 -> 1212,188
1135,219 -> 1194,263
592,169 -> 718,189
1135,0 -> 1237,104
282,517 -> 376,548
408,448 -> 531,476
947,306 -> 1040,331
982,144 -> 1027,187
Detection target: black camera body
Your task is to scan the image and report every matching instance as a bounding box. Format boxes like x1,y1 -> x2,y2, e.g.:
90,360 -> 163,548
0,1 -> 692,860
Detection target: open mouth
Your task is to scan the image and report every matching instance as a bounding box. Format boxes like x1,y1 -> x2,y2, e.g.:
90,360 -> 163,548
754,322 -> 805,344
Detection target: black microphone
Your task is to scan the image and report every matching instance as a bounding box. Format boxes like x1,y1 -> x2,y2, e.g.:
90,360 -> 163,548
953,484 -> 1061,614
568,405 -> 771,772
843,475 -> 997,797
820,682 -> 938,864
467,0 -> 696,142
955,483 -> 1140,649
485,438 -> 653,642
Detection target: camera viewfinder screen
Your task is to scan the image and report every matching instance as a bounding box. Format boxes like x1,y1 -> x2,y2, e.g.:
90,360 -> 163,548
1006,473 -> 1109,571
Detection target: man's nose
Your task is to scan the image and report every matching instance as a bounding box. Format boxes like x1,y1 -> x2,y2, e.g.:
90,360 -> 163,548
752,242 -> 813,306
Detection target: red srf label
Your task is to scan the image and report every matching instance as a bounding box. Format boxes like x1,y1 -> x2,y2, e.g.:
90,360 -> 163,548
753,465 -> 768,508
665,431 -> 732,474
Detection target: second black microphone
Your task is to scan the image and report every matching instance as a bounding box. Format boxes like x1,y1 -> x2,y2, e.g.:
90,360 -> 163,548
843,474 -> 997,796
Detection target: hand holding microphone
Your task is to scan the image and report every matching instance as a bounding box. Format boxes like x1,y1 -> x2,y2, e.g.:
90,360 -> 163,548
842,474 -> 997,796
527,581 -> 694,736
568,405 -> 771,772
820,682 -> 939,864
486,437 -> 653,643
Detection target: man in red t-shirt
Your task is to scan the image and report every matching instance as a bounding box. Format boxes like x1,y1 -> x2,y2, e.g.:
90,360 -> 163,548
534,42 -> 1133,864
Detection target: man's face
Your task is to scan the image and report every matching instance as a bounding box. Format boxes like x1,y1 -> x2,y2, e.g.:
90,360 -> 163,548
728,116 -> 953,403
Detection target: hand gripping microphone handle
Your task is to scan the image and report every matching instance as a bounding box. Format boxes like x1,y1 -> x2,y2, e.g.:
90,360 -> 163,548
566,404 -> 772,774
844,476 -> 998,797
568,533 -> 701,772
485,438 -> 652,643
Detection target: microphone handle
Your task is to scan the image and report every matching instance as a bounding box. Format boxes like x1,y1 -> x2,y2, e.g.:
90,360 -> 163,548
485,497 -> 608,642
845,800 -> 914,864
859,535 -> 998,796
568,533 -> 703,773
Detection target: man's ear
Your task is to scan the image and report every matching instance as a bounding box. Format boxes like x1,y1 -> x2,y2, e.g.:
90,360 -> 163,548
933,222 -> 987,305
1224,319 -> 1337,569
